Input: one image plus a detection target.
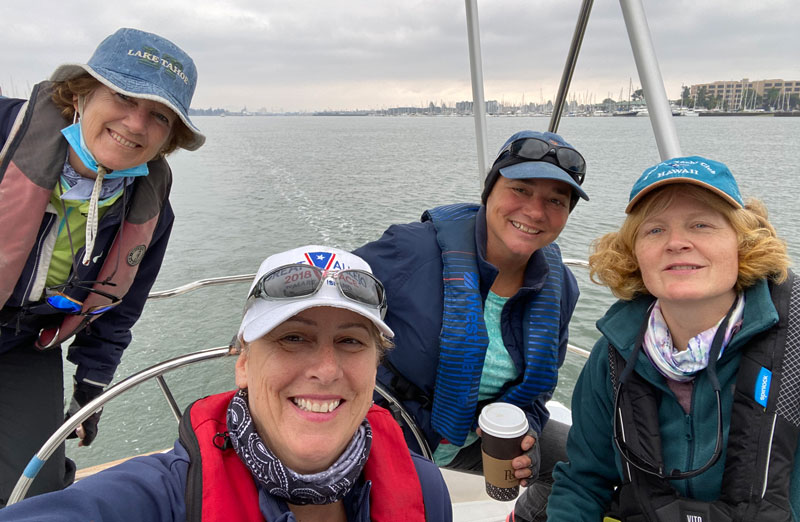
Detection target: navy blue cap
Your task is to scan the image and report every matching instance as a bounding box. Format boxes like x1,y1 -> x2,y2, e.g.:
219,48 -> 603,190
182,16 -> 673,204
483,130 -> 589,205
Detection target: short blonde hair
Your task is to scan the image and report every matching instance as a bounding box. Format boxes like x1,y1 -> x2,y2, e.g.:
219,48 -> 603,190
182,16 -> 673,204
589,184 -> 790,300
50,74 -> 194,156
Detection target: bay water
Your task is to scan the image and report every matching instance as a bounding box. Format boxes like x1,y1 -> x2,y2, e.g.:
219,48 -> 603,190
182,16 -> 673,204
65,115 -> 800,469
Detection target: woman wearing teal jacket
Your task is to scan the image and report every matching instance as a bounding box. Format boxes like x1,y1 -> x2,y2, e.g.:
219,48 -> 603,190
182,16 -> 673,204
547,156 -> 799,521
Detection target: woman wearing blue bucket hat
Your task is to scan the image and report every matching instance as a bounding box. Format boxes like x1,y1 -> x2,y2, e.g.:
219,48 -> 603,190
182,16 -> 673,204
0,28 -> 204,503
548,157 -> 798,520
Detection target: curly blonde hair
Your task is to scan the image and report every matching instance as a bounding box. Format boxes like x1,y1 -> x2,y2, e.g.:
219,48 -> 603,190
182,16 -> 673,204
589,184 -> 790,300
50,73 -> 194,156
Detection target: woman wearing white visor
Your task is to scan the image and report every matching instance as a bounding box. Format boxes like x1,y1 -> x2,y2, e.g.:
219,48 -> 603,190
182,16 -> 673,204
0,246 -> 452,521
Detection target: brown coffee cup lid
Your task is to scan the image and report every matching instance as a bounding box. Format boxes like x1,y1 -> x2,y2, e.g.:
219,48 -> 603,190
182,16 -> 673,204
478,403 -> 528,438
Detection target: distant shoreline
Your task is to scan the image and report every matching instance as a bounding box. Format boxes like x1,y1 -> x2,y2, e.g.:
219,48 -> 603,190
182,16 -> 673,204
699,111 -> 800,117
189,111 -> 800,118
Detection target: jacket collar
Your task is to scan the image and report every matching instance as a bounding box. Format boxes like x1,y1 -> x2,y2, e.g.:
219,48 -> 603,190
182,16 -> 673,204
598,279 -> 778,379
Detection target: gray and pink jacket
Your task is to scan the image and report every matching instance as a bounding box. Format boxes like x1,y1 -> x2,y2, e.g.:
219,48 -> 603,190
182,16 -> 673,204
0,82 -> 175,387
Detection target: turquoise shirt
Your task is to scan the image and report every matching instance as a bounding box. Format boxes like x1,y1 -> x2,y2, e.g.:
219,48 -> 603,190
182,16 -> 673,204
433,291 -> 520,465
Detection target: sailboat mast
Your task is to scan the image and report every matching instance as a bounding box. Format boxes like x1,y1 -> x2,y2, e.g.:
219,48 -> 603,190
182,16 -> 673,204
619,0 -> 681,160
549,0 -> 594,133
464,0 -> 490,188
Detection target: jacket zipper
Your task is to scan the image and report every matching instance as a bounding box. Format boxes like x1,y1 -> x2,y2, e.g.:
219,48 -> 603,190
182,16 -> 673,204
21,211 -> 57,302
684,380 -> 700,498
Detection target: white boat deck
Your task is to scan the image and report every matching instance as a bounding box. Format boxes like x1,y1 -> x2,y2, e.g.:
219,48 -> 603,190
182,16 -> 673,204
445,468 -> 517,521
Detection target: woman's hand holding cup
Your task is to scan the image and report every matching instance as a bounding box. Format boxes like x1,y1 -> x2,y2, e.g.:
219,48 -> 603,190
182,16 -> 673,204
477,403 -> 530,501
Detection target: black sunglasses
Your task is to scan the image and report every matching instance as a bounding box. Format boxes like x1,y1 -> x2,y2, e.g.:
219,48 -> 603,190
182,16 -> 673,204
45,281 -> 122,316
497,137 -> 586,185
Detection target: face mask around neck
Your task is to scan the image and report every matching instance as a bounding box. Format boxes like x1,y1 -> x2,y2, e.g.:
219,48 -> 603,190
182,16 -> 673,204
60,120 -> 149,179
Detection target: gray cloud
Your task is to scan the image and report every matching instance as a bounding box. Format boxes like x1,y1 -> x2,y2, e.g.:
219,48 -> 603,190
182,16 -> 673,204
3,0 -> 797,111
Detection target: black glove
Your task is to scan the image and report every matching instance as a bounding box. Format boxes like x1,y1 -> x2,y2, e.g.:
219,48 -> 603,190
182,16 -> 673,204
65,380 -> 104,446
524,428 -> 541,485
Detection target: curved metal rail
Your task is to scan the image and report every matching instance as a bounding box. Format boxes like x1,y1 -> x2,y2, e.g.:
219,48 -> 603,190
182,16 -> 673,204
10,259 -> 593,503
150,262 -> 592,362
563,258 -> 589,270
148,262 -> 592,360
147,273 -> 255,300
374,384 -> 434,460
8,348 -> 433,504
148,260 -> 588,297
563,258 -> 593,359
8,346 -> 233,505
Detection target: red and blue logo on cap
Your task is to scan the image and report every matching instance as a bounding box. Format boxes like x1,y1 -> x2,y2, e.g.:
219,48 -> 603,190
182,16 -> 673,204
304,252 -> 335,270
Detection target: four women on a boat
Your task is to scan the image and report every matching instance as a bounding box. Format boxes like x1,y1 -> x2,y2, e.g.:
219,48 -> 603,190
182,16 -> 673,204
0,245 -> 452,521
355,129 -> 590,521
0,28 -> 204,504
547,156 -> 799,520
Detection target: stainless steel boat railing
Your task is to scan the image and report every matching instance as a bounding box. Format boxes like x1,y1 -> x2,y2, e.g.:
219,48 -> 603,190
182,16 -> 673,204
8,344 -> 432,504
7,346 -> 231,504
9,259 -> 591,504
8,0 -> 683,505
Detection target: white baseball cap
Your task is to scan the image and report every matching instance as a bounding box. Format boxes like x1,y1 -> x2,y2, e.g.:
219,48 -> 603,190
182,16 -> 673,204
238,245 -> 393,342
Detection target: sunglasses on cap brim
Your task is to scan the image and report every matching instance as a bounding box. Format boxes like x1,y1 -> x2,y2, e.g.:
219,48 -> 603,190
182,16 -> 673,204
247,264 -> 387,318
496,137 -> 586,186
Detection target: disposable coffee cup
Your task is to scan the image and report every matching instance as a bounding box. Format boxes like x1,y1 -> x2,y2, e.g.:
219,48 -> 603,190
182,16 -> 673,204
478,402 -> 528,501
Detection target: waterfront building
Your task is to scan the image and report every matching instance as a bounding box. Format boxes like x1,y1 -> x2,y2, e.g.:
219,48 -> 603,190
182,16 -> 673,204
689,78 -> 800,108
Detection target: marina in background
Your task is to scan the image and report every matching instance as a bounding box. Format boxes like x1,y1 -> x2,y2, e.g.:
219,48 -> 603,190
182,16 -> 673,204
59,114 -> 800,473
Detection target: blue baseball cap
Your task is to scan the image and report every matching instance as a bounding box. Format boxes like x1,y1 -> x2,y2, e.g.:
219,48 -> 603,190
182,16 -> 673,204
51,28 -> 204,150
626,156 -> 743,213
482,130 -> 589,206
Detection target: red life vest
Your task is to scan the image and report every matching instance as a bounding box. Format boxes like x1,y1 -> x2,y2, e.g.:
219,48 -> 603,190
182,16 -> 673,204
179,390 -> 427,522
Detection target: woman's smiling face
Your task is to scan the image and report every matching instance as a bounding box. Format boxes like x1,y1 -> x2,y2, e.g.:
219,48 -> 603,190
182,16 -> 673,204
74,84 -> 175,173
484,175 -> 571,268
634,193 -> 739,315
235,306 -> 378,474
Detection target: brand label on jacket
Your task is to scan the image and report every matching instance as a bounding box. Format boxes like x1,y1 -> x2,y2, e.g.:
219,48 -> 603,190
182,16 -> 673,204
755,367 -> 772,408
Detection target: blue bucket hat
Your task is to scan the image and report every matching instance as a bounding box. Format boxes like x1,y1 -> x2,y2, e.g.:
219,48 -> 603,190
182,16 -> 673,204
626,156 -> 743,213
482,130 -> 589,208
51,28 -> 205,150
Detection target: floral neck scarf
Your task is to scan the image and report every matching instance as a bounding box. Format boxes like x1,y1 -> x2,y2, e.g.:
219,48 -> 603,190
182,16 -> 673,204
642,295 -> 745,382
226,389 -> 372,505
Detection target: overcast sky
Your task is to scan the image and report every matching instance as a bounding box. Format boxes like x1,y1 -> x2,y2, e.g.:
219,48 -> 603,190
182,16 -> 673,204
3,1 -> 798,112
